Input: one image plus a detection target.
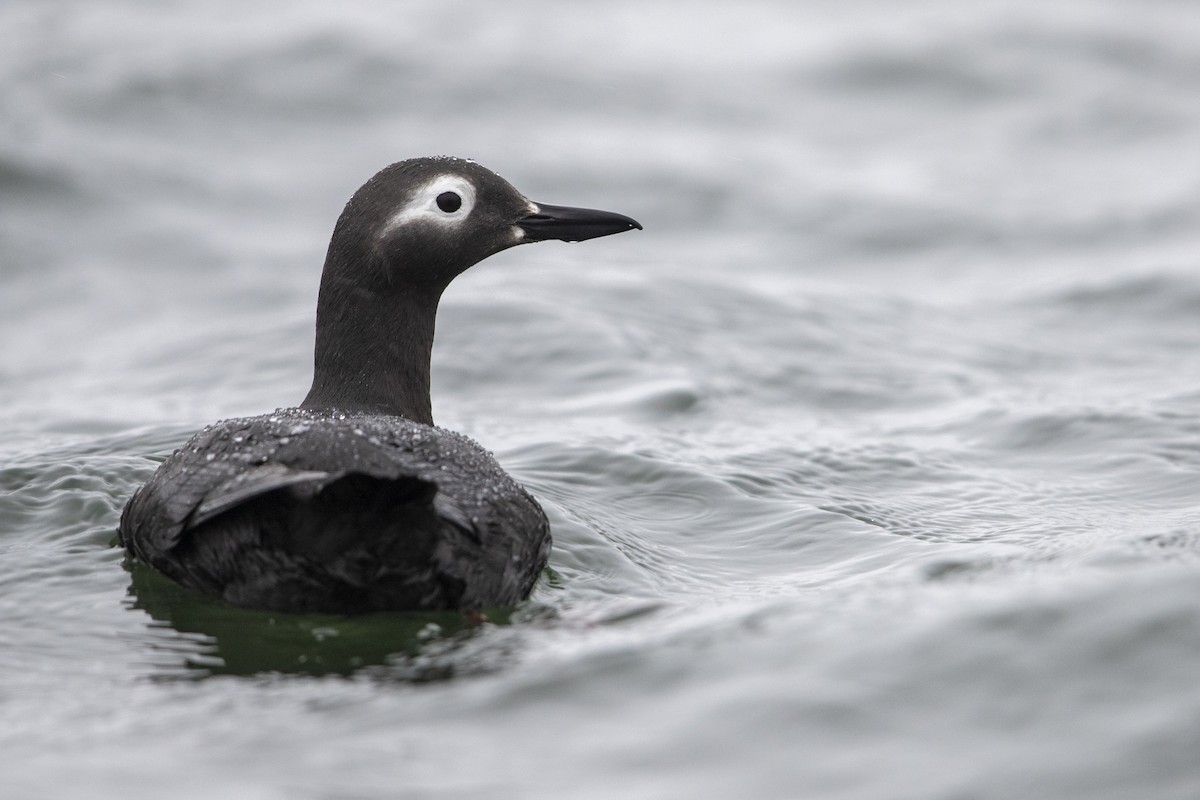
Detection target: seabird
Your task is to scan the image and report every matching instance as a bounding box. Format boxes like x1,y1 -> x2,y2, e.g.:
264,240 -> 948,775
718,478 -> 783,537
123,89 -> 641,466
118,156 -> 641,614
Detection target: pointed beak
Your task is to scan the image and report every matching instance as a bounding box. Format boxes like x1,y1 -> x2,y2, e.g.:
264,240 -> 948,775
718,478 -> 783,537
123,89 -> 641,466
517,202 -> 642,243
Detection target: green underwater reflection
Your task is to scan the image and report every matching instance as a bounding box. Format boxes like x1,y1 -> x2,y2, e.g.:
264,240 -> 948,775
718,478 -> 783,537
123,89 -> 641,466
123,556 -> 525,679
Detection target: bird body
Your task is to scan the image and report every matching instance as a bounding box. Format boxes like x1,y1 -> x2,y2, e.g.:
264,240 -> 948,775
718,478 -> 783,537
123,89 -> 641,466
118,157 -> 640,613
122,409 -> 548,613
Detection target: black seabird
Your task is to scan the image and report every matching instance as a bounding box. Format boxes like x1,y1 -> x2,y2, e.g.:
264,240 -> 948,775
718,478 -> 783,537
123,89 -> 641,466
118,156 -> 641,614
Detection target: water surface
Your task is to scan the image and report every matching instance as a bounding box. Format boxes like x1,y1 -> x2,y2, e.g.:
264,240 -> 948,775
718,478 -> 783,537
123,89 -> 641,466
2,2 -> 1200,798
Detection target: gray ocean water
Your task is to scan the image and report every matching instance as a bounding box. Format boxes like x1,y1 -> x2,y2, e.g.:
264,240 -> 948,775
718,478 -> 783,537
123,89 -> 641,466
3,1 -> 1200,798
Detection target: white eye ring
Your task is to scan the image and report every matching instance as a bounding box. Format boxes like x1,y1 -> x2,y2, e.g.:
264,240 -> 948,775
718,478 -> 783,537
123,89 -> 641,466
379,174 -> 477,238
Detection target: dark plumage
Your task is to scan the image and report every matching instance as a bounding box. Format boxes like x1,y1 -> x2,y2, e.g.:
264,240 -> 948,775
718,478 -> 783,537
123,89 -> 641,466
119,156 -> 641,613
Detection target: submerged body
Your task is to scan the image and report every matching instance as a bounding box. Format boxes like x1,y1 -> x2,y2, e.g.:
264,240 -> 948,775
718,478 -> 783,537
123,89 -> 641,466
118,157 -> 639,613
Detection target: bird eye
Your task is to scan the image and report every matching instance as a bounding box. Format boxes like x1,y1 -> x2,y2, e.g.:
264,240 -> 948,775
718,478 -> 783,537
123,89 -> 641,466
436,192 -> 462,213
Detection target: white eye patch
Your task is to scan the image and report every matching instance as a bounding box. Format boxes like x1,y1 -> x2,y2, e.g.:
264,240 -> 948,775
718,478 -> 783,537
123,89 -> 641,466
378,174 -> 477,239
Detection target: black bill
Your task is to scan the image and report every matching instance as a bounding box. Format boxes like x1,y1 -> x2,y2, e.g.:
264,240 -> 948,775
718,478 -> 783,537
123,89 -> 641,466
518,203 -> 642,243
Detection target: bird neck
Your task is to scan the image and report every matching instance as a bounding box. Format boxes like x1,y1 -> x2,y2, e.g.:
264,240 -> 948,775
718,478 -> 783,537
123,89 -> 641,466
301,270 -> 443,426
